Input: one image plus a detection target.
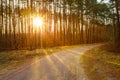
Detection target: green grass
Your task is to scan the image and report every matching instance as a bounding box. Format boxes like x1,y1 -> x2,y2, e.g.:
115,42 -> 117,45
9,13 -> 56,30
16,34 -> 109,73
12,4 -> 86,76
81,44 -> 120,80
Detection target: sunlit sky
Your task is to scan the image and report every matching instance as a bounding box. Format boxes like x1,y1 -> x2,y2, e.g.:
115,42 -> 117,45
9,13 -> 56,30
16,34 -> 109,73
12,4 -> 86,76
97,0 -> 109,3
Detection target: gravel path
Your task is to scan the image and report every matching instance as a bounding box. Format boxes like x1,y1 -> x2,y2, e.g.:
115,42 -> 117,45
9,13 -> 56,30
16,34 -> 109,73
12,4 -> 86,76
0,44 -> 101,80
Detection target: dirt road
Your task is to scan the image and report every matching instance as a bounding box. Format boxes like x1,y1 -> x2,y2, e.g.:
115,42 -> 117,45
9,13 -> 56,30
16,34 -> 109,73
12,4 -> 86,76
0,44 -> 101,80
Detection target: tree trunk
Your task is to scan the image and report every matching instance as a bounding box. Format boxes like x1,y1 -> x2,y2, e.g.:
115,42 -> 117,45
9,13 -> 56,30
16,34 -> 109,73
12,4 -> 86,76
115,0 -> 120,46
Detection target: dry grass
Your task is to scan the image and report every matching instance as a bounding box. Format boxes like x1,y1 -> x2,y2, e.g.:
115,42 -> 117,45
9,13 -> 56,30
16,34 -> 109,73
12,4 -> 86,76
81,44 -> 120,80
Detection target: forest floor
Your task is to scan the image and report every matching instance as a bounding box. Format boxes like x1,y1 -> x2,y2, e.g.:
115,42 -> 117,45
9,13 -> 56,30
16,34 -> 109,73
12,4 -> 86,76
0,44 -> 101,80
82,43 -> 120,80
0,44 -> 91,77
0,45 -> 81,76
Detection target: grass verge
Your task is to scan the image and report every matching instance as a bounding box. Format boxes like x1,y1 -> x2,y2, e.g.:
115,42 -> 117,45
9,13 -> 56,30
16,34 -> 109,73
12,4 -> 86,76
81,44 -> 120,80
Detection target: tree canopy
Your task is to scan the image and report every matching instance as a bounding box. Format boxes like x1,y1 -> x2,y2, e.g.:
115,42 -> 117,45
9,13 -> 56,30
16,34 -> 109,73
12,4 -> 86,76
0,0 -> 119,49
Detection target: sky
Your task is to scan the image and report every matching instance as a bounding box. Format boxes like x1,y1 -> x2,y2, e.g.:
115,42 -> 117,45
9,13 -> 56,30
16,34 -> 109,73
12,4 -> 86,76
97,0 -> 109,3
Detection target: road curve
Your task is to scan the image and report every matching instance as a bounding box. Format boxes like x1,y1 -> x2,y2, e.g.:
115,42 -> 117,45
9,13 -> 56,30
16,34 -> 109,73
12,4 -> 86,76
0,44 -> 101,80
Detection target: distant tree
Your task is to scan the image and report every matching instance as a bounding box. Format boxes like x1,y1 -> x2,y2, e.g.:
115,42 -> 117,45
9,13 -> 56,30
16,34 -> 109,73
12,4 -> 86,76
115,0 -> 120,46
0,0 -> 3,47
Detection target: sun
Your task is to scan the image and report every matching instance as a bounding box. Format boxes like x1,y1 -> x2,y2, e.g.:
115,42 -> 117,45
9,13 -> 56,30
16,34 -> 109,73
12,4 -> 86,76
33,17 -> 43,27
